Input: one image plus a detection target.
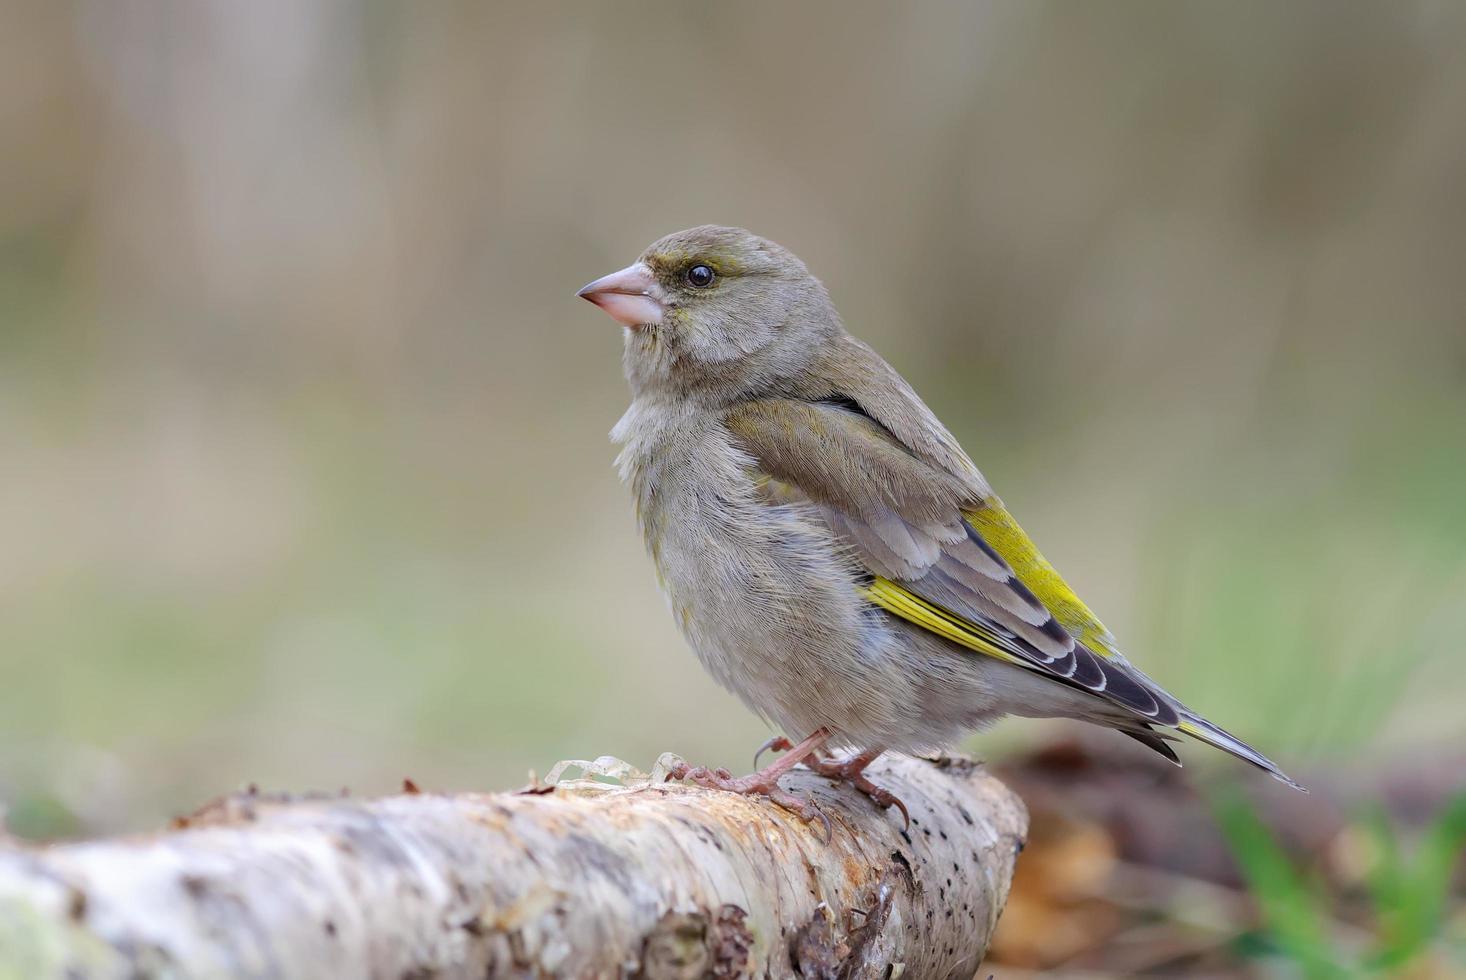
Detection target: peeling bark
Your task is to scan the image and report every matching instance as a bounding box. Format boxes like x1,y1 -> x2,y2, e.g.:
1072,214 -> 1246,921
0,753 -> 1026,979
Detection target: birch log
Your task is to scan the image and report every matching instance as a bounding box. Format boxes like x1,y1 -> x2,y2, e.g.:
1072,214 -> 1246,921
0,752 -> 1026,979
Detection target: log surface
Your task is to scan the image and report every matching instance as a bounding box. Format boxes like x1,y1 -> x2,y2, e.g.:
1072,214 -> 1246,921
0,753 -> 1027,979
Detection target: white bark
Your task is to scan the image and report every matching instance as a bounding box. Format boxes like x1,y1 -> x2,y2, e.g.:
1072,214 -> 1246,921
0,752 -> 1026,979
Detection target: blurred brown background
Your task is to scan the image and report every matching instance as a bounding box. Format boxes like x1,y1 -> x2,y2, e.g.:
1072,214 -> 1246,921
3,1 -> 1464,845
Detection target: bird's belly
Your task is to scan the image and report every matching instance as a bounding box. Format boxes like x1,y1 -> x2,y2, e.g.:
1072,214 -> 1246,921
619,418 -> 999,751
648,494 -> 861,720
649,494 -> 988,751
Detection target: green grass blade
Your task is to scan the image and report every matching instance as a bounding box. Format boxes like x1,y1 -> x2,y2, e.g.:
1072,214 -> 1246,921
1213,792 -> 1348,978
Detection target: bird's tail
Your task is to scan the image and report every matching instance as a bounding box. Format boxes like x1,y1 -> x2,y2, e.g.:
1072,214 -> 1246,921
1176,713 -> 1307,792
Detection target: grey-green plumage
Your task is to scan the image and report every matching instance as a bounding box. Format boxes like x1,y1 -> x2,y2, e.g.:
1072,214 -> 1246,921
580,225 -> 1300,791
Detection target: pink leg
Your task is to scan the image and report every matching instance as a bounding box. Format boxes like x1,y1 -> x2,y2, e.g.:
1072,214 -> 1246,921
668,728 -> 832,833
806,748 -> 910,829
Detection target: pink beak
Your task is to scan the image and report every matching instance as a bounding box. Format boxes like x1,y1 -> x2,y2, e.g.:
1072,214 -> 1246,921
576,262 -> 666,328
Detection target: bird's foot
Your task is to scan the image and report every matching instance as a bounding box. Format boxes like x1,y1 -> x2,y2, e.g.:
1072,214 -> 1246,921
666,761 -> 831,839
667,727 -> 833,838
806,751 -> 910,829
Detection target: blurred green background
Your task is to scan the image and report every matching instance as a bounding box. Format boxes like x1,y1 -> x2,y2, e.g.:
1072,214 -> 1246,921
2,1 -> 1464,843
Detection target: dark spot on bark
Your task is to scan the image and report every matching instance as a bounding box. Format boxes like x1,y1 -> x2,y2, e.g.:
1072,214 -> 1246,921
957,806 -> 974,826
789,910 -> 844,980
840,877 -> 899,977
506,930 -> 533,969
898,830 -> 912,846
324,919 -> 337,937
333,819 -> 415,867
890,850 -> 912,874
564,832 -> 636,894
66,888 -> 87,922
636,909 -> 714,980
180,874 -> 209,898
929,753 -> 981,776
938,830 -> 948,840
1015,837 -> 1027,855
710,905 -> 753,978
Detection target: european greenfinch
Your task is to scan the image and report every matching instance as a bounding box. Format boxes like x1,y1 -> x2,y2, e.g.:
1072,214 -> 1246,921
578,225 -> 1301,821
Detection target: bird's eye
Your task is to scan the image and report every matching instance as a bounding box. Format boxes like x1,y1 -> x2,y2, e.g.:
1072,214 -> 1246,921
685,264 -> 715,288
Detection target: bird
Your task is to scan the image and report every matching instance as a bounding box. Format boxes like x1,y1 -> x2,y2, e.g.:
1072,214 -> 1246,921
576,225 -> 1302,823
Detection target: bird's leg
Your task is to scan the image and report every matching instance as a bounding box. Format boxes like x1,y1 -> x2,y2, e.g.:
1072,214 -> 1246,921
805,748 -> 910,829
752,734 -> 794,769
668,727 -> 832,834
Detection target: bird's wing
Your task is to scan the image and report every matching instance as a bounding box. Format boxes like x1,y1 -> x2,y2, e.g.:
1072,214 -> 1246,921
723,397 -> 1180,725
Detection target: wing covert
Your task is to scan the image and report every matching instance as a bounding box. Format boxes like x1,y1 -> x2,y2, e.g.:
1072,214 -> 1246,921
724,397 -> 1178,725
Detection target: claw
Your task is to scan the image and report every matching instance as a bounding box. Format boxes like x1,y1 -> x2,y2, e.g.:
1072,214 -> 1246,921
806,750 -> 911,830
788,795 -> 832,843
863,783 -> 911,831
753,735 -> 794,769
764,785 -> 831,841
671,764 -> 831,837
666,728 -> 833,837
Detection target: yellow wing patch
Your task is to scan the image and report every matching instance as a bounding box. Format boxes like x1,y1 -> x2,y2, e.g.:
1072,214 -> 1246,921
859,578 -> 1027,667
963,500 -> 1121,658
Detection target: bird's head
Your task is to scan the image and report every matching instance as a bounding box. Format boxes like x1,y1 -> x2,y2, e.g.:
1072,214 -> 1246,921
577,225 -> 838,398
